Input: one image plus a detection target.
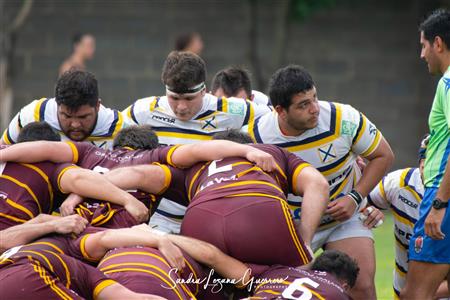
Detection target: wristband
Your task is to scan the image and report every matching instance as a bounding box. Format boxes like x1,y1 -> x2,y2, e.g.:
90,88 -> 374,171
348,189 -> 363,205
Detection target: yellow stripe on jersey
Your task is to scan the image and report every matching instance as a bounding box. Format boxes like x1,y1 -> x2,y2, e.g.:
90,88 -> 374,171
184,258 -> 199,295
156,131 -> 213,141
395,264 -> 406,277
222,98 -> 228,113
126,105 -> 133,120
291,163 -> 311,195
247,100 -> 256,131
27,242 -> 64,254
188,163 -> 209,201
152,163 -> 172,194
1,175 -> 42,213
80,234 -> 98,262
166,145 -> 181,167
378,180 -> 387,202
20,163 -> 54,211
103,268 -> 185,300
30,258 -> 72,300
212,180 -> 284,195
361,130 -> 381,157
0,212 -> 27,223
392,210 -> 414,228
66,142 -> 79,163
5,198 -> 34,219
93,279 -> 117,300
33,98 -> 47,122
285,104 -> 342,152
21,250 -> 55,272
57,166 -> 79,194
399,168 -> 422,203
44,250 -> 71,288
353,113 -> 367,146
91,207 -> 117,227
330,172 -> 352,200
149,97 -> 158,112
2,129 -> 12,144
280,200 -> 309,264
98,251 -> 171,268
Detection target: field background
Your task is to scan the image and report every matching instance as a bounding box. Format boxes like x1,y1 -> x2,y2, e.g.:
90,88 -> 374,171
374,212 -> 395,299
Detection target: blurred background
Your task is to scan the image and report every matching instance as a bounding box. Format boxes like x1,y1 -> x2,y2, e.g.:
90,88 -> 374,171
1,0 -> 450,167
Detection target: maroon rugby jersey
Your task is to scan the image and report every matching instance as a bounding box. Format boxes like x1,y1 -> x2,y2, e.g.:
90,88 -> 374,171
0,160 -> 77,230
251,266 -> 350,300
98,246 -> 205,299
176,144 -> 310,204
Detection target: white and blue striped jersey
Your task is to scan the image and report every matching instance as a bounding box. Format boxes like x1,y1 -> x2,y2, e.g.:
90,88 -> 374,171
368,167 -> 423,298
246,101 -> 382,229
1,97 -> 127,150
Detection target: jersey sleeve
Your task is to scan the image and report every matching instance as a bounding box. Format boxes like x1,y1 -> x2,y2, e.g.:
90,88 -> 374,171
156,164 -> 189,206
65,141 -> 97,164
367,169 -> 403,209
49,162 -> 80,194
279,147 -> 311,195
344,104 -> 382,157
122,97 -> 157,125
1,112 -> 21,144
438,75 -> 450,128
146,145 -> 182,167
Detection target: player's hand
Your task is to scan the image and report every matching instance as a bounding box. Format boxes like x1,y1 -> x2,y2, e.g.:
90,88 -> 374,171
60,193 -> 84,216
245,148 -> 277,172
359,206 -> 384,229
425,207 -> 446,240
157,237 -> 185,270
124,200 -> 149,224
50,215 -> 88,235
326,195 -> 357,222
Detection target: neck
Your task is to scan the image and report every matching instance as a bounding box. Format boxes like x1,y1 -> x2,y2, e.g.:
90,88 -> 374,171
440,52 -> 450,74
277,116 -> 306,136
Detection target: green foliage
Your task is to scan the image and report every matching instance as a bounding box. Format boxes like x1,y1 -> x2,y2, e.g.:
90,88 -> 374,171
290,0 -> 336,20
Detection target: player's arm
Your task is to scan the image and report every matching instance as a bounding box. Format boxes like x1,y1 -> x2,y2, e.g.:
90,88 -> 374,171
166,233 -> 251,287
0,141 -> 74,163
0,214 -> 88,253
84,225 -> 184,270
102,164 -> 168,195
59,167 -> 149,223
171,140 -> 276,172
293,165 -> 330,247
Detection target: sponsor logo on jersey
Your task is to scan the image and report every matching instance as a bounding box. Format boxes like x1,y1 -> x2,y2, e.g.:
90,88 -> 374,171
399,194 -> 418,209
414,236 -> 423,253
318,143 -> 337,163
152,114 -> 176,124
201,116 -> 217,131
341,120 -> 357,136
228,102 -> 245,116
369,124 -> 377,136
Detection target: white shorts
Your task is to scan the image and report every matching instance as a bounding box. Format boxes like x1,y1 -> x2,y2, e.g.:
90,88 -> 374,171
311,213 -> 373,252
148,198 -> 186,234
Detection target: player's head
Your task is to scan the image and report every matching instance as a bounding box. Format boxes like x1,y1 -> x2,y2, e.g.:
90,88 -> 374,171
17,121 -> 61,143
212,129 -> 254,144
72,33 -> 96,60
418,133 -> 430,183
269,65 -> 319,135
211,66 -> 252,100
162,51 -> 207,121
113,125 -> 159,150
174,32 -> 204,55
419,9 -> 450,75
55,69 -> 100,141
311,250 -> 359,291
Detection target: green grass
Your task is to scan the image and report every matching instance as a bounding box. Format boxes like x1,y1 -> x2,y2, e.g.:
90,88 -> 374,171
374,212 -> 395,299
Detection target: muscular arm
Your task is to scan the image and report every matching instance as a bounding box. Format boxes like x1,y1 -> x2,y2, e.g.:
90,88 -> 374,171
354,137 -> 394,198
103,164 -> 168,194
167,234 -> 251,286
60,168 -> 149,223
171,141 -> 276,171
0,141 -> 73,163
294,166 -> 330,246
0,214 -> 87,253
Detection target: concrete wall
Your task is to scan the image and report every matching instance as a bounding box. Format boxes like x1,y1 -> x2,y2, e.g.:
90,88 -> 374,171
3,0 -> 447,167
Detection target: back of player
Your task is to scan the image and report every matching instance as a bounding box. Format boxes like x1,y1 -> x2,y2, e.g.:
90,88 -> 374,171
181,143 -> 313,267
98,246 -> 204,299
251,267 -> 349,300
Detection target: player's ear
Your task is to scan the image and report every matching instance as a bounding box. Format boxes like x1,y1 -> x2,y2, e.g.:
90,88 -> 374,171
434,36 -> 445,53
274,105 -> 287,119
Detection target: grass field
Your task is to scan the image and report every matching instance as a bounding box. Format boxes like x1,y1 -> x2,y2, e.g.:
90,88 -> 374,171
374,212 -> 395,299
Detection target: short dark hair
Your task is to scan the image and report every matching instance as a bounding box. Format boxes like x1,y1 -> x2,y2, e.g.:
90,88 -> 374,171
174,32 -> 198,51
311,250 -> 359,288
161,51 -> 206,94
211,66 -> 252,98
269,65 -> 315,110
113,125 -> 159,150
55,69 -> 99,110
419,9 -> 450,48
72,32 -> 88,47
212,129 -> 254,144
17,121 -> 61,143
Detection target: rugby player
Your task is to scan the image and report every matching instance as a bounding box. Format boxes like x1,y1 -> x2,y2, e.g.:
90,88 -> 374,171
402,9 -> 450,300
211,66 -> 271,106
1,69 -> 128,149
246,65 -> 394,299
122,51 -> 272,233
